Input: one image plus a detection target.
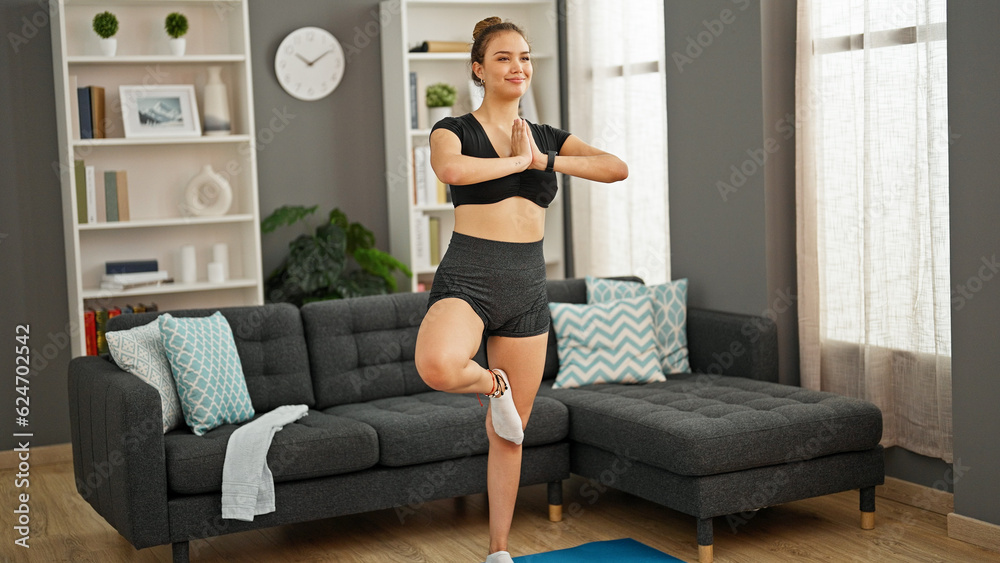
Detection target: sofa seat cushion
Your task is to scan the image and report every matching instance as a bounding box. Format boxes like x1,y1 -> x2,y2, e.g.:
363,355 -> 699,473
325,391 -> 569,467
164,410 -> 378,495
539,375 -> 882,477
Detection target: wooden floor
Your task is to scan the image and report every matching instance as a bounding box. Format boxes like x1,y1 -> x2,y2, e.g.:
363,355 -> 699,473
3,457 -> 1000,563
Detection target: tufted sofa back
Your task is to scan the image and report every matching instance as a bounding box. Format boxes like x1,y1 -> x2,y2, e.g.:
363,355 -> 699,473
301,292 -> 432,409
105,303 -> 315,412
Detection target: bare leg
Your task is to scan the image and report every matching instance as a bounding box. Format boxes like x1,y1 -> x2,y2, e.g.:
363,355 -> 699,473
484,332 -> 547,555
415,298 -> 495,394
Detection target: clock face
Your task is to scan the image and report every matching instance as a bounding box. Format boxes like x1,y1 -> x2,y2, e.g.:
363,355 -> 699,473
274,27 -> 345,101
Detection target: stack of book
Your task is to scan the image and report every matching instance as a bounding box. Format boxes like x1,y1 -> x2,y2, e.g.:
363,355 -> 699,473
101,259 -> 172,291
84,303 -> 160,356
74,159 -> 129,224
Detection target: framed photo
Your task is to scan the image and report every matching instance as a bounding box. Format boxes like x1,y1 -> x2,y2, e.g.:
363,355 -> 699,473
119,85 -> 201,138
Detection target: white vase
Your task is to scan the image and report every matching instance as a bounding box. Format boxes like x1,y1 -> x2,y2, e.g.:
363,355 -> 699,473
99,37 -> 117,56
428,106 -> 452,126
169,37 -> 186,56
203,66 -> 231,136
183,165 -> 233,216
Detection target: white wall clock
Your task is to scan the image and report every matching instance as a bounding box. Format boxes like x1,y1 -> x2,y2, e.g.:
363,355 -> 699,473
274,26 -> 346,101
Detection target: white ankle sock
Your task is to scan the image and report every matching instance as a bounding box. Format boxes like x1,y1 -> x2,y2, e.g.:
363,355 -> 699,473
489,369 -> 523,445
485,550 -> 514,563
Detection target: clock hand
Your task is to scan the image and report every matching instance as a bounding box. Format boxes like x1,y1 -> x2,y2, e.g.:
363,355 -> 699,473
305,49 -> 334,66
295,52 -> 311,65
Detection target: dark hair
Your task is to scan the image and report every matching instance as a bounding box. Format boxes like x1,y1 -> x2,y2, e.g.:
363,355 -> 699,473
470,17 -> 528,87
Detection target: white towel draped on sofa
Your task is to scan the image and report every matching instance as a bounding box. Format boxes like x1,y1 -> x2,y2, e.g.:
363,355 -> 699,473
222,404 -> 309,521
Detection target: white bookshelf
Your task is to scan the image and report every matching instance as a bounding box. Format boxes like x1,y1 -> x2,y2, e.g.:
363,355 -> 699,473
380,0 -> 566,292
51,0 -> 264,356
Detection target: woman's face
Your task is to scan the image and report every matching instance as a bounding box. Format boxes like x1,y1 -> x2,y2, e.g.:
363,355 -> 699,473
475,31 -> 531,99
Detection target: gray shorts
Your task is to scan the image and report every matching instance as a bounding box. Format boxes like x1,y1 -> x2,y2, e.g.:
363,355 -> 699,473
427,232 -> 550,338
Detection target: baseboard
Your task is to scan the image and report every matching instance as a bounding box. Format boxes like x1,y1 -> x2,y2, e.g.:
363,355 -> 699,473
0,442 -> 72,470
876,476 -> 953,515
948,512 -> 1000,553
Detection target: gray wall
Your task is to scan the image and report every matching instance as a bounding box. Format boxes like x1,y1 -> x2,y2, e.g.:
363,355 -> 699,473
1,0 -> 71,452
948,0 -> 1000,527
248,0 -> 387,278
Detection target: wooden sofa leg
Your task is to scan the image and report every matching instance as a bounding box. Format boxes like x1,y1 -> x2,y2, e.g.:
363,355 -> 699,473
548,480 -> 563,522
860,486 -> 876,530
697,517 -> 713,563
172,540 -> 190,563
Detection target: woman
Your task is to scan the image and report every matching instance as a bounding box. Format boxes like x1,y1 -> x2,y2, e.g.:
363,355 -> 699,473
413,17 -> 628,563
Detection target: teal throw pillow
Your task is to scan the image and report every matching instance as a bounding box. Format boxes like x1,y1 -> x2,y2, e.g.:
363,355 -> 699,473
106,319 -> 184,433
159,312 -> 254,436
586,276 -> 690,374
548,294 -> 666,389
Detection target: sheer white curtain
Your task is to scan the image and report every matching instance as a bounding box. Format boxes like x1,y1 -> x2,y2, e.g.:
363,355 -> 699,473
796,0 -> 952,461
566,0 -> 670,284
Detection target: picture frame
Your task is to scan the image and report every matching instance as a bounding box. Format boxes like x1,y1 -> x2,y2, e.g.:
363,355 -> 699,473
119,85 -> 201,138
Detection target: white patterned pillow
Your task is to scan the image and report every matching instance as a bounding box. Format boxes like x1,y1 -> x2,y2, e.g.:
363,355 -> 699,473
586,276 -> 690,374
548,294 -> 666,389
159,312 -> 255,436
106,319 -> 183,433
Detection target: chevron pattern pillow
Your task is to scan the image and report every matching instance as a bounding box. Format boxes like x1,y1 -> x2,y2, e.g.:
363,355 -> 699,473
548,294 -> 666,389
106,319 -> 184,433
586,276 -> 690,374
159,312 -> 255,436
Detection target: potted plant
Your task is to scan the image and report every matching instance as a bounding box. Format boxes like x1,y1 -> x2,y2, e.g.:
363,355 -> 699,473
165,12 -> 188,56
426,82 -> 456,125
261,205 -> 412,306
92,11 -> 118,56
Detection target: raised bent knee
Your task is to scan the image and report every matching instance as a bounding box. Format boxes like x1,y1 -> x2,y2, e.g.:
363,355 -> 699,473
414,349 -> 466,391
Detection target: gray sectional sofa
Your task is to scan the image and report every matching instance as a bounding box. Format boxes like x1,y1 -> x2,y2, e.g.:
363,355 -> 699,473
68,278 -> 884,563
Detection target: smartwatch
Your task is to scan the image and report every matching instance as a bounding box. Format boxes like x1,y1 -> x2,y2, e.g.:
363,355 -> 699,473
545,150 -> 557,173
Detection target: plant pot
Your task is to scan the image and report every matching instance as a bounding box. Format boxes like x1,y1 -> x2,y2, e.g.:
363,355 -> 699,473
99,37 -> 117,56
427,105 -> 452,126
169,37 -> 186,56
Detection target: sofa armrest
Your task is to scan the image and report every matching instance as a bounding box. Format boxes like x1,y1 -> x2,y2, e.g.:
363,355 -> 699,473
686,307 -> 778,382
68,355 -> 170,549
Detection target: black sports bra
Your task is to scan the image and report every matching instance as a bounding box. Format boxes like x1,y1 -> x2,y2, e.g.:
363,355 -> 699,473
430,113 -> 570,208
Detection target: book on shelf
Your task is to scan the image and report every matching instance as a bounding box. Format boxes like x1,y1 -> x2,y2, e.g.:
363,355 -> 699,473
69,74 -> 80,140
90,86 -> 106,139
84,309 -> 96,356
85,165 -> 97,224
106,260 -> 159,274
103,170 -> 130,222
410,40 -> 469,53
413,213 -> 430,270
77,88 -> 92,139
429,216 -> 441,266
94,309 -> 109,354
104,170 -> 118,221
409,72 -> 419,130
115,170 -> 130,221
74,160 -> 87,223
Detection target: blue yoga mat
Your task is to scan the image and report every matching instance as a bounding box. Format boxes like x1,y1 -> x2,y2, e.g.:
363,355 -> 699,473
513,539 -> 684,562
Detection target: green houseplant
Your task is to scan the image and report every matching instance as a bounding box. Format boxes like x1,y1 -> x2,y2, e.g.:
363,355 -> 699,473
165,12 -> 188,55
426,82 -> 457,124
262,205 -> 411,306
92,11 -> 118,56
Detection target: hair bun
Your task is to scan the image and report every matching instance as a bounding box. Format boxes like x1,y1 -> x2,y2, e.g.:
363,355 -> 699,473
473,17 -> 503,41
